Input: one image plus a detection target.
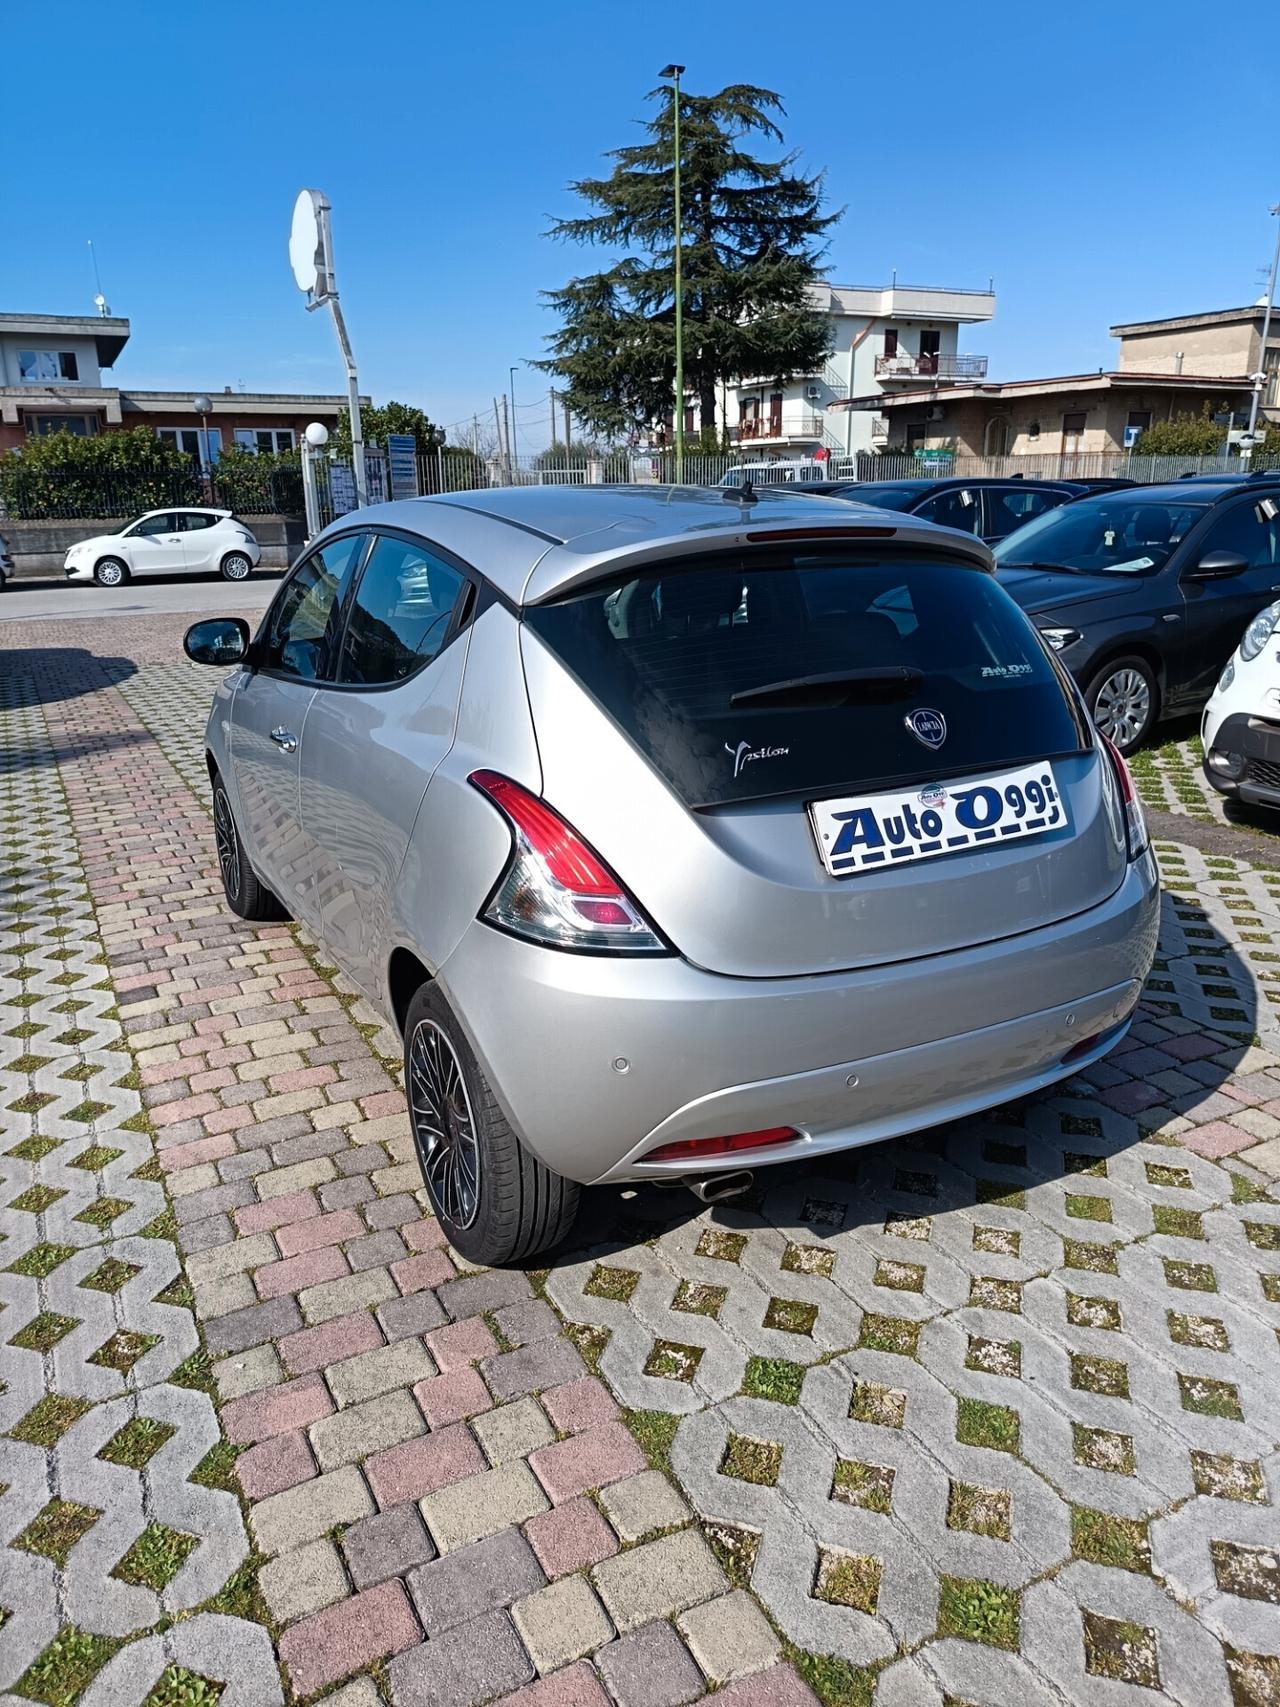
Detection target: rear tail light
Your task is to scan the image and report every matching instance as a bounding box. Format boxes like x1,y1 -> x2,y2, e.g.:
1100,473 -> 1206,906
645,1126 -> 799,1164
1099,733 -> 1149,861
469,770 -> 668,954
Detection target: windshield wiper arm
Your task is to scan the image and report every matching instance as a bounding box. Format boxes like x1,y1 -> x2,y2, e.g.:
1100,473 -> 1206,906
730,666 -> 924,709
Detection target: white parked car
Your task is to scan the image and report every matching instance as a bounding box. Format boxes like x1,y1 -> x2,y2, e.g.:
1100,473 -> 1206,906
0,531 -> 12,589
1203,596 -> 1280,807
64,509 -> 260,586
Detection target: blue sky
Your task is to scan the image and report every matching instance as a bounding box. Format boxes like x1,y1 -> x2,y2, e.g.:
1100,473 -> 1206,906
3,0 -> 1276,450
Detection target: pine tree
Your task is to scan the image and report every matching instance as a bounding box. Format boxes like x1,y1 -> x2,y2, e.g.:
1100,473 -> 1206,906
538,83 -> 839,443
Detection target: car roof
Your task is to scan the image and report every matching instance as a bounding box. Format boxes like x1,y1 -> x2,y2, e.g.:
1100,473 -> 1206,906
313,483 -> 993,605
854,476 -> 1080,494
1103,481 -> 1262,503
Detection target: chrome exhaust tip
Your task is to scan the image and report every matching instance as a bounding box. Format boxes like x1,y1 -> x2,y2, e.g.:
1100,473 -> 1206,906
685,1170 -> 754,1204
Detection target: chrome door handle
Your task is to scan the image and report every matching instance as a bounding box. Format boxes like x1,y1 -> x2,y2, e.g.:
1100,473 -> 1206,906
270,726 -> 297,753
1162,613 -> 1181,622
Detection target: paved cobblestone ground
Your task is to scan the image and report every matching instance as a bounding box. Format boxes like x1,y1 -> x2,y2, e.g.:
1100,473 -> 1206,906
0,613 -> 1278,1707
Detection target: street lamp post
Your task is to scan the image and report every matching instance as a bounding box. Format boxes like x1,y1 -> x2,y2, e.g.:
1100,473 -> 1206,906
509,365 -> 519,480
193,394 -> 213,490
660,64 -> 686,484
1244,204 -> 1280,460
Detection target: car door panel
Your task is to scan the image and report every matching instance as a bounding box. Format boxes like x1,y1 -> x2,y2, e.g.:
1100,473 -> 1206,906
1176,501 -> 1280,704
124,514 -> 185,575
299,532 -> 472,994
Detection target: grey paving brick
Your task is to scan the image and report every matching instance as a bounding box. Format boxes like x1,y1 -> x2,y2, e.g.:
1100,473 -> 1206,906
484,1335 -> 587,1401
407,1525 -> 546,1634
299,1265 -> 399,1325
472,1397 -> 556,1465
342,1501 -> 437,1589
259,1537 -> 349,1624
327,1338 -> 437,1408
437,1268 -> 532,1320
595,1618 -> 705,1707
593,1529 -> 727,1633
386,1609 -> 534,1706
364,1191 -> 421,1227
346,1228 -> 410,1270
377,1289 -> 448,1341
494,1299 -> 560,1346
204,1294 -> 303,1357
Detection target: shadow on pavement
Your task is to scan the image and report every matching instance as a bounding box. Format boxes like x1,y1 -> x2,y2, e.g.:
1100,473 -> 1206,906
0,648 -> 137,709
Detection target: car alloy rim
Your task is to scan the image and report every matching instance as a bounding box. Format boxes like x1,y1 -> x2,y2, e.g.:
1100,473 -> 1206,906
213,788 -> 241,898
408,1020 -> 481,1229
100,562 -> 122,585
225,555 -> 250,579
1093,668 -> 1150,748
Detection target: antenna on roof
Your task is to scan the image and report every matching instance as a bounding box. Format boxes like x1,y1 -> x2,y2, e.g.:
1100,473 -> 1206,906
726,477 -> 757,504
87,239 -> 110,316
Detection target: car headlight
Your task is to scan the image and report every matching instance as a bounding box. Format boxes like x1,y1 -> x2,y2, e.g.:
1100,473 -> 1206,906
1039,626 -> 1081,652
1240,600 -> 1280,662
1216,657 -> 1235,693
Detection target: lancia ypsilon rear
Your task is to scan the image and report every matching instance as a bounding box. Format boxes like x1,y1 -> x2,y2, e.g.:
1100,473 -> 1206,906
187,486 -> 1159,1262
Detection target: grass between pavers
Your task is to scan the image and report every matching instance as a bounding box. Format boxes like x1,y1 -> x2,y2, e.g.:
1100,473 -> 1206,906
1071,1505 -> 1152,1573
622,1407 -> 681,1479
12,1624 -> 124,1707
936,1575 -> 1020,1649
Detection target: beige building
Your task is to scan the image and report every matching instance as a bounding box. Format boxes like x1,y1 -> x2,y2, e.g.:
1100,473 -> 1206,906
1111,303 -> 1280,404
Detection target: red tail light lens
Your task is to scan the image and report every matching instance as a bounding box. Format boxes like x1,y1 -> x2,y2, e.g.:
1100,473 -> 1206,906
1098,734 -> 1149,861
645,1127 -> 799,1164
469,770 -> 668,954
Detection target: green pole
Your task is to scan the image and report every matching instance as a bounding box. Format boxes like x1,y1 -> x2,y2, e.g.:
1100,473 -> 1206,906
662,65 -> 686,484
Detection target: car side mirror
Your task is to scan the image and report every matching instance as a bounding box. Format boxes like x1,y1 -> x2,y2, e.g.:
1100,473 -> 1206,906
1185,550 -> 1249,581
184,617 -> 250,666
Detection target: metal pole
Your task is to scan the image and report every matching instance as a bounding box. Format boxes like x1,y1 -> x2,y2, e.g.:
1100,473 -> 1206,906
501,395 -> 512,483
315,199 -> 367,507
550,387 -> 557,453
301,440 -> 321,540
509,365 -> 519,476
564,395 -> 572,453
493,398 -> 503,481
670,68 -> 685,483
1245,204 -> 1280,455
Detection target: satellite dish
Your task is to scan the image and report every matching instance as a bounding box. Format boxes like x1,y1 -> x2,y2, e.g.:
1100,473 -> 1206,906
290,189 -> 327,296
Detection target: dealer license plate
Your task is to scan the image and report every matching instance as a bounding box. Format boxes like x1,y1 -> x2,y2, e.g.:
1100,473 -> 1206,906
810,761 -> 1067,879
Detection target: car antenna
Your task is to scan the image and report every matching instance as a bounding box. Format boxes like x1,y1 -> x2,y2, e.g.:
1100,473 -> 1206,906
726,477 -> 757,504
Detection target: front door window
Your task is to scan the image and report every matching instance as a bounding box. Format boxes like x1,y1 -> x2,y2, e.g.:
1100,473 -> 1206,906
262,534 -> 366,680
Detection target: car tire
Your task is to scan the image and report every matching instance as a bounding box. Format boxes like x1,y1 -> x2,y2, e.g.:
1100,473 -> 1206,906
1085,655 -> 1159,754
402,981 -> 580,1265
211,772 -> 287,922
221,551 -> 253,582
94,557 -> 129,587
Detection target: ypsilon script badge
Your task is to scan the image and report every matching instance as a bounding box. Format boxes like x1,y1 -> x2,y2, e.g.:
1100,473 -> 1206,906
905,708 -> 947,750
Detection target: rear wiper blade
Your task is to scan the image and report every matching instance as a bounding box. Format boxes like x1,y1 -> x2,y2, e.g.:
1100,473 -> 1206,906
730,666 -> 924,709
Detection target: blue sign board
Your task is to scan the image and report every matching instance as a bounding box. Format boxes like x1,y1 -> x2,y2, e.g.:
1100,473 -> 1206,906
387,433 -> 419,500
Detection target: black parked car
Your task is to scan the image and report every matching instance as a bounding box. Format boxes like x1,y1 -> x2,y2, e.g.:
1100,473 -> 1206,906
993,479 -> 1280,752
795,476 -> 1087,544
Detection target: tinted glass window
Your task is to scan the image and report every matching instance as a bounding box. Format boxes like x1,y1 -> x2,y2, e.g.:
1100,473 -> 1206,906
129,513 -> 176,537
338,535 -> 465,685
983,486 -> 1057,541
993,494 -> 1209,574
525,552 -> 1085,808
264,535 -> 365,680
1194,501 -> 1280,570
913,488 -> 979,531
179,512 -> 218,531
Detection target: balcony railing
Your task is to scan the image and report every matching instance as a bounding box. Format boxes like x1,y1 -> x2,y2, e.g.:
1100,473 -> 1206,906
874,353 -> 989,381
733,411 -> 826,442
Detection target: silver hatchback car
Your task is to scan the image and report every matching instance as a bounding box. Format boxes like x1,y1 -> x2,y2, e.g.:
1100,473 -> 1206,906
184,486 -> 1159,1263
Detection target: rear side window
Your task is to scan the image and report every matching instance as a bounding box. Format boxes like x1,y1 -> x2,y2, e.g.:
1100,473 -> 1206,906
524,552 -> 1087,808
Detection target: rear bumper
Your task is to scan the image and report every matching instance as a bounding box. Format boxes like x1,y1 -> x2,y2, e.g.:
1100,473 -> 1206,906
436,850 -> 1160,1185
1203,711 -> 1280,806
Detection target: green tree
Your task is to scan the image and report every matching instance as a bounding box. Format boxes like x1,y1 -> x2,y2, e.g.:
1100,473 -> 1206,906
1133,408 -> 1229,458
332,400 -> 442,458
210,444 -> 303,515
539,82 -> 839,442
534,438 -> 600,470
0,426 -> 198,520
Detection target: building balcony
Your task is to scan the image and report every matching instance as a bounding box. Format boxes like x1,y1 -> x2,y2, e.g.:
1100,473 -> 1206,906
874,354 -> 989,382
733,410 -> 826,444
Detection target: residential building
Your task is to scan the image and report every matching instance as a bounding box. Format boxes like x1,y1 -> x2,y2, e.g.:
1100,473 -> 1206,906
1111,302 -> 1280,411
0,311 -> 358,460
669,281 -> 995,460
842,370 -> 1257,461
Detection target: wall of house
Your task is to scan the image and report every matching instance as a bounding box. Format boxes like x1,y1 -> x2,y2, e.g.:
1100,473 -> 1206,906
0,334 -> 106,387
882,386 -> 1245,457
1114,322 -> 1256,378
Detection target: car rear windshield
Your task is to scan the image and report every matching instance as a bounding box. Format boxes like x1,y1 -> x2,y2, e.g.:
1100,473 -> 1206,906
524,551 -> 1089,808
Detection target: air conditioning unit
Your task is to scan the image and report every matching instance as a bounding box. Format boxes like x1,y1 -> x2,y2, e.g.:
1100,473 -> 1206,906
926,404 -> 946,422
805,385 -> 821,400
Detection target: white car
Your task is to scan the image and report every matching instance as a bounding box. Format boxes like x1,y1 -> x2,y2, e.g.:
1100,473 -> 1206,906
64,509 -> 260,586
1202,598 -> 1280,807
718,459 -> 840,487
0,532 -> 12,589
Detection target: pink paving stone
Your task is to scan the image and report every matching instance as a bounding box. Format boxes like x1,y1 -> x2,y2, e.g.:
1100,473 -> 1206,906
203,1104 -> 254,1137
195,1013 -> 241,1036
279,1309 -> 385,1376
391,1249 -> 457,1294
1100,1082 -> 1166,1115
206,1044 -> 253,1069
234,1188 -> 322,1236
425,1316 -> 499,1372
157,1132 -> 236,1173
528,1420 -> 647,1503
413,1367 -> 493,1429
268,1064 -> 339,1094
188,1067 -> 238,1094
365,1423 -> 486,1508
714,1665 -> 819,1706
255,1243 -> 349,1301
541,1377 -> 620,1435
360,1090 -> 406,1118
278,1578 -> 420,1696
1164,1033 -> 1225,1063
277,1206 -> 366,1257
1180,1121 -> 1257,1159
150,1091 -> 220,1128
222,1373 -> 334,1446
236,1429 -> 317,1499
140,1063 -> 184,1087
495,1661 -> 611,1707
524,1496 -> 619,1578
403,1217 -> 449,1253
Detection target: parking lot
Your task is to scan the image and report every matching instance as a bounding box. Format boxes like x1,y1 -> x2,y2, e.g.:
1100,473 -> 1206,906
1,607 -> 1278,1707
